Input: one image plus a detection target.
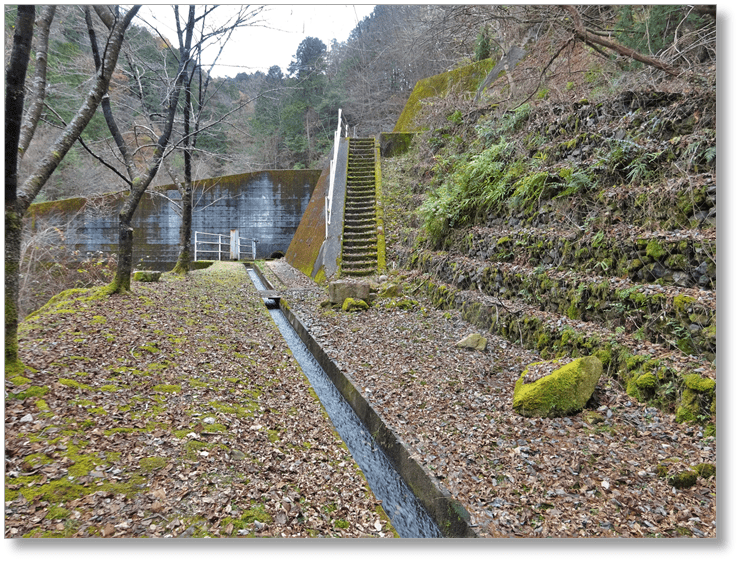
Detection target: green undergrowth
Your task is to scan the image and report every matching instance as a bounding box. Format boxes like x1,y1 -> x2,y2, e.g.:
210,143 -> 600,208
407,90 -> 715,249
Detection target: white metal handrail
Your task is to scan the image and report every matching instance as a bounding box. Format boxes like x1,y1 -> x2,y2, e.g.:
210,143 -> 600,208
326,108 -> 348,239
194,231 -> 256,261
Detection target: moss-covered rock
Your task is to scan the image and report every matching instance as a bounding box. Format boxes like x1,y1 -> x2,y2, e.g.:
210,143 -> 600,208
379,282 -> 403,298
342,298 -> 369,312
692,462 -> 716,479
626,372 -> 659,401
667,470 -> 698,489
583,410 -> 606,425
132,270 -> 162,283
512,356 -> 602,418
454,333 -> 488,352
385,297 -> 418,311
683,372 -> 715,393
675,373 -> 715,424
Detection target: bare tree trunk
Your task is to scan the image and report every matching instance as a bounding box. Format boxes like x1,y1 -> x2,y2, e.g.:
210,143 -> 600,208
109,182 -> 150,292
172,184 -> 194,273
4,5 -> 35,373
5,6 -> 139,372
172,67 -> 194,275
18,5 -> 55,160
103,6 -> 195,293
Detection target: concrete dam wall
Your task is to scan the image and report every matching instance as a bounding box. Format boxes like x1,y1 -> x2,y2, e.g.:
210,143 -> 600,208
27,170 -> 320,270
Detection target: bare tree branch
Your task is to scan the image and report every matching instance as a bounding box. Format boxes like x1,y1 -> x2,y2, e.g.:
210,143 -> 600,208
562,5 -> 682,76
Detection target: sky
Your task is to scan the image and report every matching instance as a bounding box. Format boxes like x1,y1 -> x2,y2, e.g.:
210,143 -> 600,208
136,4 -> 377,78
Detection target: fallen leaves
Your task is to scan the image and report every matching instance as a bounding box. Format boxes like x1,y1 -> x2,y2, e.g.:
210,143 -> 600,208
266,259 -> 716,539
6,263 -> 393,538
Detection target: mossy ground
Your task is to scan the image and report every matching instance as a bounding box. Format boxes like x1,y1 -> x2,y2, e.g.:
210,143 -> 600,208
5,262 -> 394,538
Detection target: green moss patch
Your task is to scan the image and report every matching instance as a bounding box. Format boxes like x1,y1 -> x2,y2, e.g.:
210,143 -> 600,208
342,297 -> 369,312
139,456 -> 167,473
513,356 -> 603,418
394,59 -> 494,132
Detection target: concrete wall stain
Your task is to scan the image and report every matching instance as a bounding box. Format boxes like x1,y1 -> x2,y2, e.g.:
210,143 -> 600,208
27,170 -> 320,270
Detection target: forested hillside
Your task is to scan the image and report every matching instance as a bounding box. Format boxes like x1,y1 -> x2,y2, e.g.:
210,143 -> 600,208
4,5 -> 719,539
5,5 -> 487,203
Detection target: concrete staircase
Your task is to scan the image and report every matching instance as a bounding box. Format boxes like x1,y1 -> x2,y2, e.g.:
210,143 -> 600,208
341,138 -> 379,277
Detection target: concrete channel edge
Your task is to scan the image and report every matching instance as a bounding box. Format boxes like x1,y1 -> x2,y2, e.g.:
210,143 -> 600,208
248,265 -> 478,538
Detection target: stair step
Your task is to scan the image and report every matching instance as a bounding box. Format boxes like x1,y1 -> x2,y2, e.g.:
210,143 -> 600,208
345,207 -> 375,213
344,229 -> 375,236
342,260 -> 377,269
342,137 -> 378,277
345,219 -> 375,227
342,254 -> 377,264
345,229 -> 376,237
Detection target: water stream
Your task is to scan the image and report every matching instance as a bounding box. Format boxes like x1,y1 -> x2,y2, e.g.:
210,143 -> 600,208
246,268 -> 441,538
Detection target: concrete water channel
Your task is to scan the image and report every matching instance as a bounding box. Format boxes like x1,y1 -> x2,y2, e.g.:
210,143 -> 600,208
246,267 -> 442,538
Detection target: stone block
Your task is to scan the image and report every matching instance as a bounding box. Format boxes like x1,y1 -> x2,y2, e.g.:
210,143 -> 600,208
512,356 -> 602,418
329,280 -> 371,305
133,270 -> 162,282
454,333 -> 488,352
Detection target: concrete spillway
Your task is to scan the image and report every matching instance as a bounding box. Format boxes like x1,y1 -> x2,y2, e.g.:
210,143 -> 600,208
246,267 -> 441,538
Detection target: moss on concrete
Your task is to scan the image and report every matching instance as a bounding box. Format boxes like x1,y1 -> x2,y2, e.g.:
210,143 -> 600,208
285,164 -> 331,280
394,59 -> 494,132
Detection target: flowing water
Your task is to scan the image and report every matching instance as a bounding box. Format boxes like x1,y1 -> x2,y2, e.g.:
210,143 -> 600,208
246,268 -> 441,538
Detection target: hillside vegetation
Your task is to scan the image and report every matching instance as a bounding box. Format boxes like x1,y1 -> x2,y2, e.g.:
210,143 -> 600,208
381,13 -> 716,429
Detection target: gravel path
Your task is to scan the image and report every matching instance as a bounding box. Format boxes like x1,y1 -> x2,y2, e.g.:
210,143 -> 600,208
264,259 -> 716,538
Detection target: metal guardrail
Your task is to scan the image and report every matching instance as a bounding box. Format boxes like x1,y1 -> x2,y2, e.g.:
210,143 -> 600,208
194,230 -> 256,261
326,108 -> 348,239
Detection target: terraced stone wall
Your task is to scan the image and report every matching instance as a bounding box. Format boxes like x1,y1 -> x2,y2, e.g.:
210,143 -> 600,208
384,88 -> 716,427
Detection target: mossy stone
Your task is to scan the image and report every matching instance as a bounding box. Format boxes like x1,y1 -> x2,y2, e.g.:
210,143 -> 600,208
635,373 -> 658,390
692,463 -> 715,478
454,333 -> 488,352
386,297 -> 417,310
512,356 -> 603,418
133,270 -> 162,283
583,410 -> 606,425
379,283 -> 403,298
342,298 -> 369,312
668,471 -> 698,489
645,240 -> 666,260
683,373 -> 715,393
673,294 -> 696,315
665,254 -> 688,270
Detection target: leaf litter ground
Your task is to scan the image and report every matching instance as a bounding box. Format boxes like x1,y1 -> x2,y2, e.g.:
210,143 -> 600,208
5,262 -> 393,538
261,259 -> 716,539
6,259 -> 716,539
